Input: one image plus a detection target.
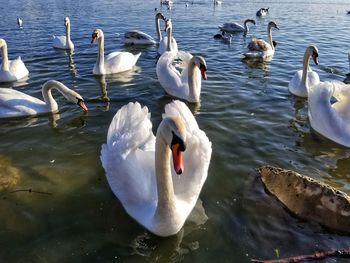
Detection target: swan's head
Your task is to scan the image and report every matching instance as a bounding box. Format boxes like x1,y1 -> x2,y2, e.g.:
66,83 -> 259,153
192,56 -> 207,80
268,21 -> 279,30
91,29 -> 104,44
306,45 -> 319,65
160,117 -> 187,175
164,19 -> 173,32
62,89 -> 88,112
64,17 -> 70,27
156,12 -> 166,21
0,38 -> 7,48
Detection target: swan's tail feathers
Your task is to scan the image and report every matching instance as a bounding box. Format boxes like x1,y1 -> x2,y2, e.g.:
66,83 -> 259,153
105,102 -> 155,158
164,100 -> 199,132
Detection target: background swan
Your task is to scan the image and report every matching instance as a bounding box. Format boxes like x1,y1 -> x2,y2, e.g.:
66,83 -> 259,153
289,45 -> 320,98
100,100 -> 212,237
256,8 -> 269,17
91,28 -> 141,75
53,17 -> 74,50
219,19 -> 255,34
243,21 -> 279,59
158,19 -> 178,55
308,81 -> 350,147
122,13 -> 166,45
17,18 -> 23,28
157,50 -> 207,103
0,38 -> 29,82
0,80 -> 87,118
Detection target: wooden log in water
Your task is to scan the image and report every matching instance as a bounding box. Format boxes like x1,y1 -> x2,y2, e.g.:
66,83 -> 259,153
258,165 -> 350,234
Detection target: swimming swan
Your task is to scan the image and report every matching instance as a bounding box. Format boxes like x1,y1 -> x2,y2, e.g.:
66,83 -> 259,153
91,28 -> 141,75
53,17 -> 75,50
308,81 -> 350,147
0,38 -> 29,83
243,21 -> 279,59
122,13 -> 166,45
100,100 -> 212,236
0,80 -> 87,118
256,8 -> 269,17
158,19 -> 178,55
219,19 -> 255,34
289,45 -> 320,98
157,49 -> 207,103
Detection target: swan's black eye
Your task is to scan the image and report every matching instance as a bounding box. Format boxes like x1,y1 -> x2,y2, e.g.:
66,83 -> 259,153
170,131 -> 186,152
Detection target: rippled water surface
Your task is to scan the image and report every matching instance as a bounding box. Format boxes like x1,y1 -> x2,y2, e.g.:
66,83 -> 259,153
1,0 -> 350,262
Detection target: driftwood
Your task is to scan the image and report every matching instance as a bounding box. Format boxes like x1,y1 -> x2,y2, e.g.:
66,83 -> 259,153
258,165 -> 350,234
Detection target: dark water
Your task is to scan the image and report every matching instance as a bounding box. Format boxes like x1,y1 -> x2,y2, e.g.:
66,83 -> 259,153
0,0 -> 349,262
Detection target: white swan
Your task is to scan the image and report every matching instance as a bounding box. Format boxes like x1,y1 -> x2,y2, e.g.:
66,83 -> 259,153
289,46 -> 320,98
219,19 -> 255,34
308,81 -> 350,147
0,80 -> 87,118
157,48 -> 207,102
53,17 -> 74,50
243,21 -> 279,59
256,8 -> 269,17
91,28 -> 141,75
0,38 -> 29,83
122,13 -> 166,45
100,100 -> 212,236
214,0 -> 222,5
17,18 -> 23,28
158,19 -> 178,55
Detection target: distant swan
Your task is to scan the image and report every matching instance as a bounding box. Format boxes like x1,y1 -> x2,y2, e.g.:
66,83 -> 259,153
122,13 -> 166,45
53,17 -> 74,50
157,49 -> 207,103
0,38 -> 29,82
91,28 -> 141,75
308,81 -> 350,147
100,100 -> 212,236
158,19 -> 178,55
256,8 -> 269,17
17,18 -> 23,28
219,19 -> 255,34
0,80 -> 87,118
243,21 -> 279,59
289,46 -> 320,98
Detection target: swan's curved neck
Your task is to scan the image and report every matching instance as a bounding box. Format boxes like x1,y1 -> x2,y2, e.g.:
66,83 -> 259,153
156,16 -> 162,42
96,35 -> 105,74
66,22 -> 71,46
42,81 -> 70,112
166,26 -> 172,52
301,51 -> 311,88
267,25 -> 274,50
154,125 -> 176,222
1,43 -> 9,72
188,60 -> 201,102
244,20 -> 249,33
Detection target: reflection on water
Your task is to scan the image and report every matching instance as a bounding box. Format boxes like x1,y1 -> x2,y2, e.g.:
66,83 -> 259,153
67,51 -> 78,77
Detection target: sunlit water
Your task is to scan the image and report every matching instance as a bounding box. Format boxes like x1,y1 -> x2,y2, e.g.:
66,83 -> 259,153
0,0 -> 349,262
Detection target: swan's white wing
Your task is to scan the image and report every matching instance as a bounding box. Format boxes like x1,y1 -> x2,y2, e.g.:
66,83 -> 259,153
53,35 -> 66,48
289,69 -> 319,98
104,52 -> 141,74
8,58 -> 29,81
164,100 -> 212,203
219,22 -> 244,32
101,102 -> 157,216
330,81 -> 350,120
122,30 -> 156,45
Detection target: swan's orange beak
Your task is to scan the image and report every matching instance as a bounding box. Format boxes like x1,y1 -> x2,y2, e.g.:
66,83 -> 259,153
78,100 -> 88,112
200,65 -> 207,80
171,143 -> 184,175
312,53 -> 319,65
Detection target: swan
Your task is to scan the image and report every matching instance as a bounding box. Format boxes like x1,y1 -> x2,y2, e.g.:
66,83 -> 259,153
289,46 -> 320,98
214,0 -> 222,5
307,81 -> 350,147
157,46 -> 207,102
53,17 -> 74,50
158,19 -> 178,55
213,30 -> 232,43
219,19 -> 255,34
17,18 -> 23,28
243,21 -> 279,59
256,8 -> 269,17
122,13 -> 166,45
0,80 -> 87,118
0,38 -> 29,83
91,28 -> 141,75
100,100 -> 212,236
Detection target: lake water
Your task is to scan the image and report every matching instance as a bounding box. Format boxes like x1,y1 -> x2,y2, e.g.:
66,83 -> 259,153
0,0 -> 350,262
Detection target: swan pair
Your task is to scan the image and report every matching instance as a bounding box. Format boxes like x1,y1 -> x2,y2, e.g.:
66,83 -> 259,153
122,13 -> 166,46
290,46 -> 350,148
91,29 -> 141,75
53,17 -> 74,50
243,21 -> 279,59
219,19 -> 256,34
0,80 -> 87,118
101,100 -> 212,237
0,38 -> 29,83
